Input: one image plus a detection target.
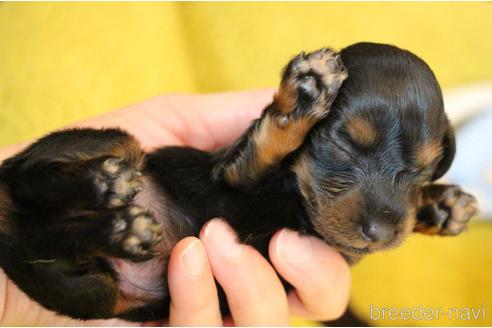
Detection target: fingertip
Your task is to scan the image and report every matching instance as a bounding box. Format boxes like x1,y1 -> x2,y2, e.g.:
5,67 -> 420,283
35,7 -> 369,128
270,229 -> 313,266
200,219 -> 290,326
168,237 -> 222,326
270,228 -> 350,278
169,237 -> 204,276
200,218 -> 244,259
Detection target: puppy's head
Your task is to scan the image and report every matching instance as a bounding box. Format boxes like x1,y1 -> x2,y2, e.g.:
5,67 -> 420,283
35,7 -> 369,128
294,42 -> 455,257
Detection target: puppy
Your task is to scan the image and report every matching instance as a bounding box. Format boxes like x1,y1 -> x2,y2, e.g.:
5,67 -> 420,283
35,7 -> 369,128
0,42 -> 478,321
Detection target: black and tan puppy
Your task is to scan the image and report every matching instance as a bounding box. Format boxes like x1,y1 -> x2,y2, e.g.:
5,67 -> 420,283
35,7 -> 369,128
0,42 -> 478,321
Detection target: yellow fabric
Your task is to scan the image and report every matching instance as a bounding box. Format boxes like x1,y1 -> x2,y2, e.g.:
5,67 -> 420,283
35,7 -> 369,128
1,2 -> 491,326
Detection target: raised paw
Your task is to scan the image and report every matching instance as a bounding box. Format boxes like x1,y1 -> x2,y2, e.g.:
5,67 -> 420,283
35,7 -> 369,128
289,48 -> 348,94
415,185 -> 479,236
110,206 -> 163,261
275,48 -> 348,124
93,157 -> 143,208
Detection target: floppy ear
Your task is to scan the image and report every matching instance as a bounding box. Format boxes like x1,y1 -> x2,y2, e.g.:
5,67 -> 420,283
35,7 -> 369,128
431,119 -> 456,181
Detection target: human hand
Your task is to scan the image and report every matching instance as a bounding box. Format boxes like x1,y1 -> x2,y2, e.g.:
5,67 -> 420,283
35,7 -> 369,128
168,219 -> 350,326
0,90 -> 351,326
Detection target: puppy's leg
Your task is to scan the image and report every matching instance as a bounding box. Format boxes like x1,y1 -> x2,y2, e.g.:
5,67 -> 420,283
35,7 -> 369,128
0,243 -> 114,319
0,128 -> 164,319
3,128 -> 144,212
22,205 -> 162,262
2,128 -> 165,259
213,48 -> 347,188
414,184 -> 478,235
0,239 -> 143,319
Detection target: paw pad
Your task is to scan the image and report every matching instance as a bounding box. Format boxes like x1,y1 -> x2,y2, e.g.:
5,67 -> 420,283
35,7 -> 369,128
93,157 -> 144,208
112,206 -> 163,260
277,47 -> 347,121
416,186 -> 479,236
289,48 -> 347,90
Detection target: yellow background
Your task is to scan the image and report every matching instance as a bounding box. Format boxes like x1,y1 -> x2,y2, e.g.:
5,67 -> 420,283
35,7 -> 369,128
1,2 -> 491,326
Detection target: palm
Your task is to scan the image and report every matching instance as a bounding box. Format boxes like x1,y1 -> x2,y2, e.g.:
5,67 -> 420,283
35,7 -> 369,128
74,90 -> 272,151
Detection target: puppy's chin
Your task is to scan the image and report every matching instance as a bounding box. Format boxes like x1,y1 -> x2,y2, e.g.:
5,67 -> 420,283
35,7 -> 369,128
312,208 -> 418,258
319,230 -> 412,258
328,240 -> 372,257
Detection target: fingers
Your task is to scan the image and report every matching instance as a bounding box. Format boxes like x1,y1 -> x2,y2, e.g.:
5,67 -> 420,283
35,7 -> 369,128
200,219 -> 289,326
168,237 -> 222,326
269,229 -> 351,321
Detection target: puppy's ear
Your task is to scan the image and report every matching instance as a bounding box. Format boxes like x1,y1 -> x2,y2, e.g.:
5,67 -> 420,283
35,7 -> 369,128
431,120 -> 456,181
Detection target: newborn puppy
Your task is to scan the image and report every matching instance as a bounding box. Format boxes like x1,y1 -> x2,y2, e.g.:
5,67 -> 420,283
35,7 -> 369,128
0,42 -> 478,321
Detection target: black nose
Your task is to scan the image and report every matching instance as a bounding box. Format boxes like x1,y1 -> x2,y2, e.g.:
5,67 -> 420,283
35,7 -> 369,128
361,222 -> 395,243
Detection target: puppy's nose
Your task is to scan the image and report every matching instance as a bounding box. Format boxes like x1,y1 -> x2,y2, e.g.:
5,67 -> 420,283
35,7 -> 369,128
361,222 -> 395,243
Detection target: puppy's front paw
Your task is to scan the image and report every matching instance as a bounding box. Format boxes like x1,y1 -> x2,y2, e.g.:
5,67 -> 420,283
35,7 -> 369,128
110,206 -> 163,261
276,48 -> 347,123
289,48 -> 347,96
415,185 -> 479,236
93,157 -> 143,208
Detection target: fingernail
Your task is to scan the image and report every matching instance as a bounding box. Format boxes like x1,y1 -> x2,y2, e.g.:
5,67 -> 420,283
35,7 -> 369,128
203,219 -> 243,258
180,239 -> 206,277
276,229 -> 313,265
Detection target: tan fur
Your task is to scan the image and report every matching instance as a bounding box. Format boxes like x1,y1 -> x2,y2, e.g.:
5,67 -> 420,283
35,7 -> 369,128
295,155 -> 369,250
293,154 -> 323,239
273,82 -> 297,114
256,115 -> 313,168
224,166 -> 241,187
86,274 -> 144,316
416,140 -> 442,167
345,116 -> 377,147
316,190 -> 367,249
225,114 -> 317,186
398,209 -> 417,237
113,291 -> 146,315
56,134 -> 145,169
293,154 -> 316,207
108,137 -> 145,169
413,223 -> 440,235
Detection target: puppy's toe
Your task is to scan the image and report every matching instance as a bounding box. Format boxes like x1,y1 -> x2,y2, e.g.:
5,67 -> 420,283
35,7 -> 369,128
111,206 -> 163,261
440,190 -> 478,236
93,157 -> 144,208
299,48 -> 347,91
298,75 -> 320,99
278,47 -> 347,121
415,185 -> 479,236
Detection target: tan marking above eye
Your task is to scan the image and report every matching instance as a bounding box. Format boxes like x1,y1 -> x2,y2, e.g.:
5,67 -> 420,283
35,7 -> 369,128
416,140 -> 442,167
345,116 -> 377,147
